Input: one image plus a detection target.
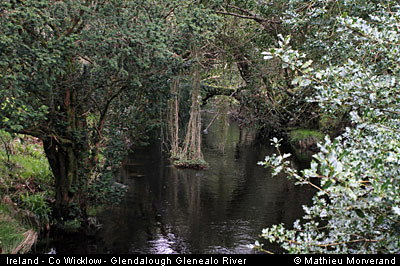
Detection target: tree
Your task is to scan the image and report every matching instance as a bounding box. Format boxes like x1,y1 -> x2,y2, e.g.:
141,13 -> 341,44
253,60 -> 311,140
165,4 -> 221,169
200,0 -> 326,135
0,0 -> 186,218
256,0 -> 400,253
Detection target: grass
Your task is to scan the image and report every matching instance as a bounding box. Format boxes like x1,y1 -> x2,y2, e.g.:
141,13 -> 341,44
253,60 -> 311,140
0,137 -> 52,184
0,133 -> 53,193
287,129 -> 324,162
285,129 -> 325,164
0,207 -> 25,253
0,131 -> 52,253
289,129 -> 324,144
288,129 -> 323,149
172,157 -> 209,170
0,204 -> 37,254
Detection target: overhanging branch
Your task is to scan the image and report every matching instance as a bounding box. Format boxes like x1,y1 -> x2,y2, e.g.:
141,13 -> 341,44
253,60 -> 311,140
215,5 -> 282,33
201,84 -> 245,105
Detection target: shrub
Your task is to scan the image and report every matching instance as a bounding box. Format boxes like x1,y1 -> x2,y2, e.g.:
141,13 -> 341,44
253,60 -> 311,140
256,1 -> 400,253
19,192 -> 52,226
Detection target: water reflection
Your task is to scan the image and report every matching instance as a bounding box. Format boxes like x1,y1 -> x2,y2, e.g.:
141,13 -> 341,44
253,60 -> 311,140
36,115 -> 315,254
95,115 -> 314,254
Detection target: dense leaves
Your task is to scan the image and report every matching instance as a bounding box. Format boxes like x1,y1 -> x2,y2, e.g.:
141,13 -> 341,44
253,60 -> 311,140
3,0 -> 400,253
0,0 -> 219,218
256,0 -> 400,253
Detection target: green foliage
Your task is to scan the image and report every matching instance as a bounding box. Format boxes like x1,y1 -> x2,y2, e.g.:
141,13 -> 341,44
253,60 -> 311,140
0,134 -> 53,188
0,0 -> 222,218
319,110 -> 349,135
255,0 -> 400,253
172,157 -> 209,170
19,192 -> 52,226
85,205 -> 104,217
288,129 -> 323,151
86,172 -> 128,206
0,134 -> 53,234
0,204 -> 36,254
0,216 -> 25,253
55,218 -> 81,233
289,129 -> 323,144
9,153 -> 52,183
214,1 -> 324,132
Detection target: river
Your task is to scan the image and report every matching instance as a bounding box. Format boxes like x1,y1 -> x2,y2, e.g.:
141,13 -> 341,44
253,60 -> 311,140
36,114 -> 315,254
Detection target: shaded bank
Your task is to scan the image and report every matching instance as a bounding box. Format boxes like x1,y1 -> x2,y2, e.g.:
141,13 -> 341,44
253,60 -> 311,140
0,205 -> 37,254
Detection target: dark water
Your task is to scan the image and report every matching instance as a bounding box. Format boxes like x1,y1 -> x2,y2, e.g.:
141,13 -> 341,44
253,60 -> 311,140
36,115 -> 315,254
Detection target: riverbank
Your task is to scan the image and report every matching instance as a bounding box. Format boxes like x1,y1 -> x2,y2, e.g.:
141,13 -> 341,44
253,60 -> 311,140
0,204 -> 38,254
0,131 -> 53,253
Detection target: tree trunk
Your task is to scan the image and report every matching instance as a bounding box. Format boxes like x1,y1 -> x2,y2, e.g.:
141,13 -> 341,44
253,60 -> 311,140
43,138 -> 80,218
41,87 -> 88,219
167,76 -> 180,157
182,66 -> 203,161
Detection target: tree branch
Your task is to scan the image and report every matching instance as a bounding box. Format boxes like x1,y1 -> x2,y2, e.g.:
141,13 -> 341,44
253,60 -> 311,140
201,84 -> 245,105
215,10 -> 265,23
